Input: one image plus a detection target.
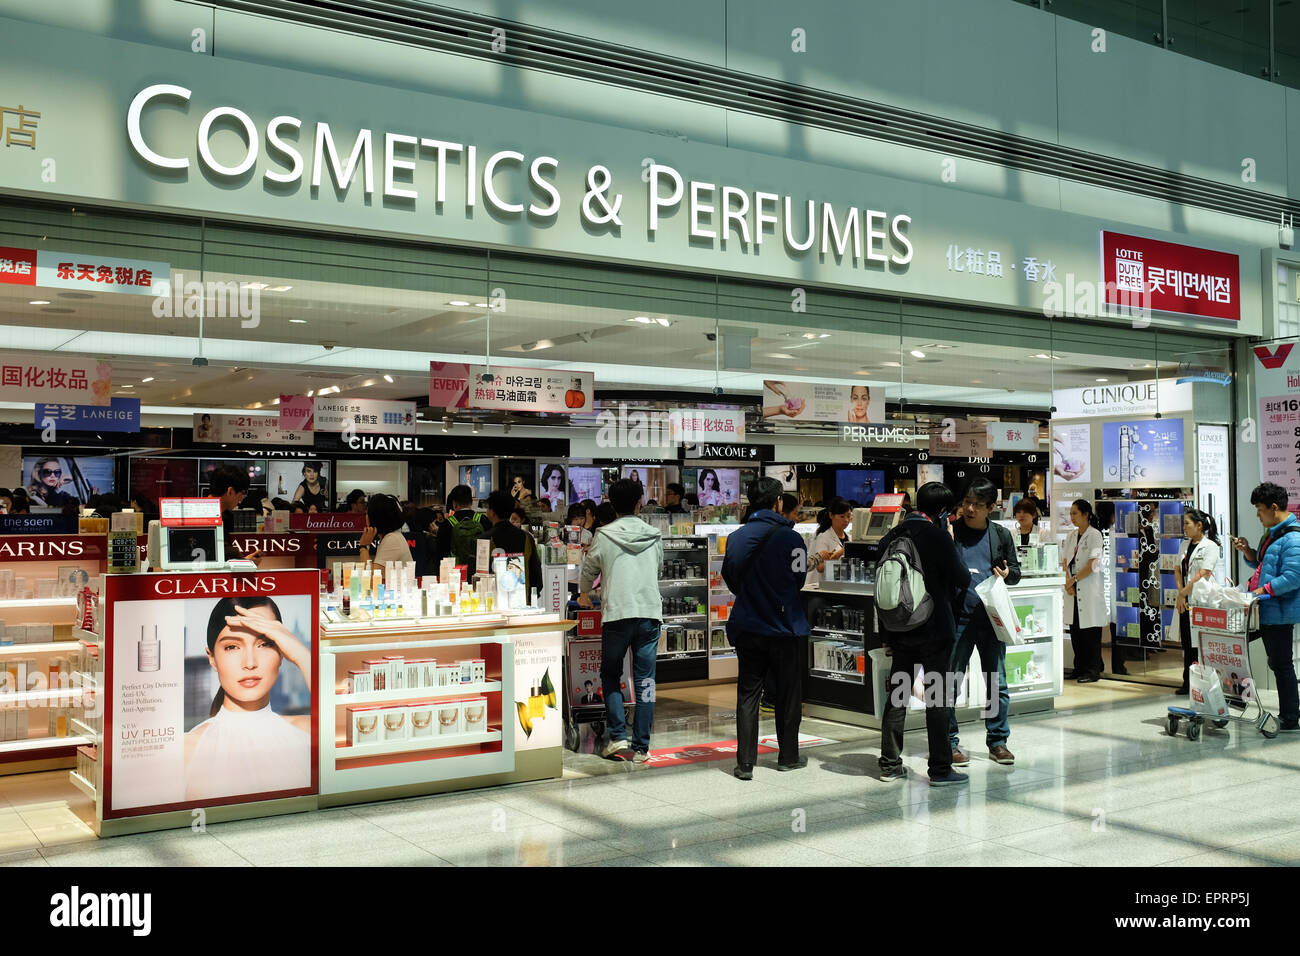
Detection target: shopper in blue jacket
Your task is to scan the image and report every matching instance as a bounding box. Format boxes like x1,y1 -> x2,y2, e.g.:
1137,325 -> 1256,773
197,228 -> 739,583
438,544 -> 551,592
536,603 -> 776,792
1233,482 -> 1300,731
723,477 -> 809,779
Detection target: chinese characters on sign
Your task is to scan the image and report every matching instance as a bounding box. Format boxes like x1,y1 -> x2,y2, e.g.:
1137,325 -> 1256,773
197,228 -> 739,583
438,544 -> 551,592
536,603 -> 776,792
1101,231 -> 1239,321
0,352 -> 111,405
0,246 -> 36,285
35,398 -> 140,433
944,245 -> 1056,282
311,398 -> 416,435
34,250 -> 171,297
985,421 -> 1039,452
0,104 -> 38,149
467,366 -> 594,414
669,409 -> 745,444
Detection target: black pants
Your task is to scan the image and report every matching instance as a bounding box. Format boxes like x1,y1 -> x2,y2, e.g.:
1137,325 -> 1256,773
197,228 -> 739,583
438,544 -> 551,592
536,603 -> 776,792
1178,609 -> 1197,689
1070,595 -> 1103,680
735,633 -> 802,768
879,633 -> 953,776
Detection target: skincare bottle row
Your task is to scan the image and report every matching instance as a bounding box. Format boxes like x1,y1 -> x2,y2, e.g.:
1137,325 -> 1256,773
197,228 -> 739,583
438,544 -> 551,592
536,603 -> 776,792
347,656 -> 487,694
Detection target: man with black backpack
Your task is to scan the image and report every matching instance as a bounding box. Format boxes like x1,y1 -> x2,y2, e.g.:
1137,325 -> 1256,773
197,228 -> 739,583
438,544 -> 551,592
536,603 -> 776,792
875,481 -> 971,786
434,484 -> 484,569
723,477 -> 810,780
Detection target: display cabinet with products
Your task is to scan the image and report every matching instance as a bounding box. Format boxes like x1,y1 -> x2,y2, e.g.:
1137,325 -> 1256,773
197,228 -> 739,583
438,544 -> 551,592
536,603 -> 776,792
656,536 -> 709,683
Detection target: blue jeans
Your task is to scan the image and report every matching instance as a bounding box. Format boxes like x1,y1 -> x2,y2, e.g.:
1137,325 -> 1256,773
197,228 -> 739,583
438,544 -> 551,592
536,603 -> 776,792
601,617 -> 660,752
948,613 -> 1010,750
1260,623 -> 1299,726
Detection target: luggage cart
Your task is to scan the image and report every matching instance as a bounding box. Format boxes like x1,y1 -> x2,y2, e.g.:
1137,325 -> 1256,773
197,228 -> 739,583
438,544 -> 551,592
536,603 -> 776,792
1166,598 -> 1280,741
562,602 -> 634,752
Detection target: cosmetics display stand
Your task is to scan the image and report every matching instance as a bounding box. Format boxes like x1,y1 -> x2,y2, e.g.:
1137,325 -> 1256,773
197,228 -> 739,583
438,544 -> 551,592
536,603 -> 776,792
0,534 -> 107,776
655,535 -> 710,684
800,574 -> 1064,730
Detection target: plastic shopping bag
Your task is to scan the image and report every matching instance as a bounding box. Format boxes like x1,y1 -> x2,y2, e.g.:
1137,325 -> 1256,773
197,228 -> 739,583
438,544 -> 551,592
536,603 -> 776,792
1189,662 -> 1228,718
976,575 -> 1023,645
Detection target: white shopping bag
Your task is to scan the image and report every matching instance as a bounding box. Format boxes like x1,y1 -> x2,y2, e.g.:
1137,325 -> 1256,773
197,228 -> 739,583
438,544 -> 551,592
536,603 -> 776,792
1189,662 -> 1228,718
976,575 -> 1024,645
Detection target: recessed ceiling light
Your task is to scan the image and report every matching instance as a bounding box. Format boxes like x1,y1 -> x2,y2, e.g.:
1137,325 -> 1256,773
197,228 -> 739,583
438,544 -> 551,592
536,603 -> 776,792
881,361 -> 902,368
818,333 -> 831,339
266,285 -> 293,292
802,332 -> 817,339
474,303 -> 489,308
141,377 -> 154,383
289,318 -> 307,324
910,349 -> 926,358
28,300 -> 50,306
632,316 -> 652,324
1095,377 -> 1108,382
767,353 -> 794,360
383,374 -> 394,383
448,300 -> 471,307
244,282 -> 269,291
654,317 -> 670,327
306,390 -> 314,397
120,384 -> 133,388
272,398 -> 281,405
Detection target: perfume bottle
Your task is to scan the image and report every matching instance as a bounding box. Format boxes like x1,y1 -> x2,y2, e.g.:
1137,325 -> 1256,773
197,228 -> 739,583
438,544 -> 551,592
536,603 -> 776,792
528,682 -> 546,720
137,625 -> 160,673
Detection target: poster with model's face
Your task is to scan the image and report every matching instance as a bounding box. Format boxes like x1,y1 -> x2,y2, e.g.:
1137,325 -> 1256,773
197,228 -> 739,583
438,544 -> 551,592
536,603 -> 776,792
762,381 -> 883,425
20,455 -> 114,509
267,460 -> 331,512
1052,424 -> 1092,484
1101,418 -> 1185,483
567,466 -> 603,504
457,463 -> 492,500
104,571 -> 318,818
536,462 -> 567,510
619,465 -> 673,505
686,467 -> 741,506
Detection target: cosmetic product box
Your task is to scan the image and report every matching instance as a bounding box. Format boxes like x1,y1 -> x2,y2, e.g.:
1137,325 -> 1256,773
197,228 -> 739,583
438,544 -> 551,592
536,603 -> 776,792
347,669 -> 371,695
435,663 -> 458,688
346,705 -> 383,747
361,659 -> 388,691
461,696 -> 488,734
380,705 -> 409,742
436,698 -> 463,736
6,624 -> 27,645
407,659 -> 436,689
27,623 -> 53,644
470,659 -> 486,683
409,702 -> 435,737
458,660 -> 474,684
382,656 -> 406,690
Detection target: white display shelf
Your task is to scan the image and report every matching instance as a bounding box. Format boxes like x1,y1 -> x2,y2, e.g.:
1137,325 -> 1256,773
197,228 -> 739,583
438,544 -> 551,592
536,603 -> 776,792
662,613 -> 707,623
658,578 -> 706,588
0,597 -> 77,609
334,680 -> 502,706
70,717 -> 99,740
0,734 -> 92,754
0,642 -> 80,657
74,628 -> 103,644
69,769 -> 96,799
336,729 -> 502,759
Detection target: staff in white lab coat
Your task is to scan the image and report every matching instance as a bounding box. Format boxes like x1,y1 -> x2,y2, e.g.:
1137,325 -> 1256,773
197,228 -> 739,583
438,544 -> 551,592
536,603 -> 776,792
1062,499 -> 1107,683
1174,508 -> 1222,696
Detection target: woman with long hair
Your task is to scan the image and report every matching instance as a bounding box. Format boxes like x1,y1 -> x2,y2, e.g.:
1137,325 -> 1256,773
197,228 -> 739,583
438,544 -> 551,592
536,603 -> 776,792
1062,499 -> 1107,683
697,468 -> 727,507
1174,508 -> 1222,695
184,596 -> 311,800
28,456 -> 79,508
540,464 -> 566,510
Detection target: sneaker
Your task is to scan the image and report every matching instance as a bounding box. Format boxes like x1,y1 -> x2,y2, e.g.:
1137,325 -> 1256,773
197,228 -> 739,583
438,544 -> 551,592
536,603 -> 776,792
759,700 -> 776,715
929,770 -> 969,787
1174,685 -> 1189,696
1279,722 -> 1300,733
733,765 -> 754,781
989,745 -> 1015,765
599,737 -> 631,759
777,756 -> 808,772
632,750 -> 653,764
879,765 -> 908,782
951,748 -> 970,767
1076,674 -> 1100,684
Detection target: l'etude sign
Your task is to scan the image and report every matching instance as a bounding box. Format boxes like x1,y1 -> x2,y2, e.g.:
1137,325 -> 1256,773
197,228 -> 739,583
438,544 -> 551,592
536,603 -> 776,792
126,85 -> 913,267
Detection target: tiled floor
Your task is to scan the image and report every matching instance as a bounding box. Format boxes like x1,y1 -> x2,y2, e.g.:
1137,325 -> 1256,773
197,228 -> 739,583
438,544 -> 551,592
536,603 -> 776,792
3,678 -> 1300,867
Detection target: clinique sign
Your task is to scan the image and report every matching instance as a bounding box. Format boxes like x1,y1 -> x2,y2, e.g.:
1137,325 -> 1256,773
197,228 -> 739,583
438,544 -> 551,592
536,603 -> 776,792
127,85 -> 914,268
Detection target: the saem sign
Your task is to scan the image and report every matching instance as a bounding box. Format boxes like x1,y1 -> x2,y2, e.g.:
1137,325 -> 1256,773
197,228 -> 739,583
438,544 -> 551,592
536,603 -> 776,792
1101,231 -> 1239,322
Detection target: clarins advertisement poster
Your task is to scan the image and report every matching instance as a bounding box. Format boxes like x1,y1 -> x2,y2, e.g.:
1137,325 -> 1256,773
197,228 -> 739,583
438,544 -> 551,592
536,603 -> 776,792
104,570 -> 319,819
1101,418 -> 1185,484
513,631 -> 563,751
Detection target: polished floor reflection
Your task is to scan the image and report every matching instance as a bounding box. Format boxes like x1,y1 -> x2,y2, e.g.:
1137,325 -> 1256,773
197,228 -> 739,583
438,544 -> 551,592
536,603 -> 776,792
3,679 -> 1299,867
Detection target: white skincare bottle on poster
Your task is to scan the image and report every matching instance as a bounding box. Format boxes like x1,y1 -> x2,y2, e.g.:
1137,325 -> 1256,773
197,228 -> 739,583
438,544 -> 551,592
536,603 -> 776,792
138,625 -> 161,673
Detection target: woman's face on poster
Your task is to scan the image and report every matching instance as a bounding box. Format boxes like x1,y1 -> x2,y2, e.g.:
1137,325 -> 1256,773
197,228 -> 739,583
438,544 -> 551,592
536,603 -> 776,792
208,605 -> 284,706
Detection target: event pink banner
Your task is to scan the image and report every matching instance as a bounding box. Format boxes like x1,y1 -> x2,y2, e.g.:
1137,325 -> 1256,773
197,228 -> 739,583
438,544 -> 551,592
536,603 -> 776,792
279,394 -> 315,432
429,362 -> 470,409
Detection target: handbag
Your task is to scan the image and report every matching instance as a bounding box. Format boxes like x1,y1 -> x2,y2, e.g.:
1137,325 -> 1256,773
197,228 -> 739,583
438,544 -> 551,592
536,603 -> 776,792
975,574 -> 1024,645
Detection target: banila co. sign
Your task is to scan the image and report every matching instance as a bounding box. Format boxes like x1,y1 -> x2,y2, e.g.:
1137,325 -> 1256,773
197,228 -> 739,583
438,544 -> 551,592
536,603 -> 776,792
125,84 -> 915,269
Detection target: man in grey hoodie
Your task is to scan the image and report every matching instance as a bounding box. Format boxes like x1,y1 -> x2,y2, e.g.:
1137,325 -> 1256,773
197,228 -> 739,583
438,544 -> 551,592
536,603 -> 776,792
579,478 -> 665,762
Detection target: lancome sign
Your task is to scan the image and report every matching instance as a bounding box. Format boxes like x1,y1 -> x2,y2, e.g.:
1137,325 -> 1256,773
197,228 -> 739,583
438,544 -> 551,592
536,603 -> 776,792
1052,379 -> 1193,419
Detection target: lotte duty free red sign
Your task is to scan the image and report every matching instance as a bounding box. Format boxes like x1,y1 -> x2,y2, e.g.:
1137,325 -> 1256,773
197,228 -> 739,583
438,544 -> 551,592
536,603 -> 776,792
1101,231 -> 1239,322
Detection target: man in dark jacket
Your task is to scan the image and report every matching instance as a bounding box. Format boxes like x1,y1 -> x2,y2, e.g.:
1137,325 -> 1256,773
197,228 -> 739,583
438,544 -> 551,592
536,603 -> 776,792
722,477 -> 809,780
948,478 -> 1022,767
878,481 -> 971,786
482,490 -> 543,594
